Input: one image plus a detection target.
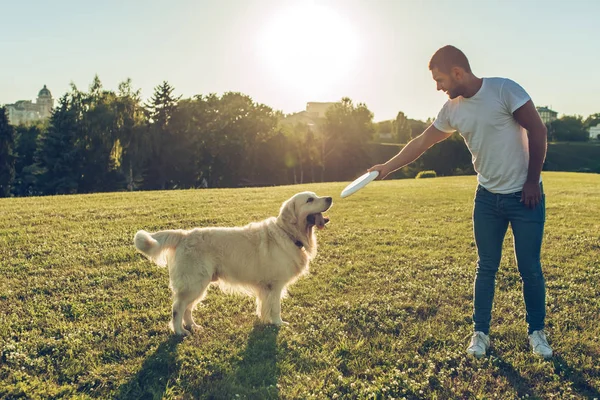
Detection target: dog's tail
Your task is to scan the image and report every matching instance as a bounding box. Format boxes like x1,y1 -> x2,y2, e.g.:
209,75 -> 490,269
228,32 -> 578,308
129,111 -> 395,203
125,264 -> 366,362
134,229 -> 185,267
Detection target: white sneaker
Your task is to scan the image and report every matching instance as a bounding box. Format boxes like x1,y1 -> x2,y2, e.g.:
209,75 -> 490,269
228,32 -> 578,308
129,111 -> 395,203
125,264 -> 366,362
529,330 -> 553,358
467,331 -> 490,358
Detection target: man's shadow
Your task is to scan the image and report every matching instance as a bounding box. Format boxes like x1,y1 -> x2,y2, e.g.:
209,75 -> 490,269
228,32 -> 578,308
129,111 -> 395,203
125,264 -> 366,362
552,354 -> 600,399
490,350 -> 600,399
488,349 -> 538,398
116,323 -> 280,399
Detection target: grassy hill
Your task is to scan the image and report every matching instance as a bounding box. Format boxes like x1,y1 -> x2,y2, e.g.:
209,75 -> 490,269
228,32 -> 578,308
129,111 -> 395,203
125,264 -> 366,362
1,172 -> 599,399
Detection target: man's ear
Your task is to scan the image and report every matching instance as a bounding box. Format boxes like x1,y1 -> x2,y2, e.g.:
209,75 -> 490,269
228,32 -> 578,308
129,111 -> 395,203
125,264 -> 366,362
279,199 -> 297,224
452,66 -> 465,81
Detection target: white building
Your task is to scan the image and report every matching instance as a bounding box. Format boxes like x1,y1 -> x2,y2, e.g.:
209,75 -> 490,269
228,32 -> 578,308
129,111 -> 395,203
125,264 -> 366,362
589,124 -> 600,140
5,85 -> 54,126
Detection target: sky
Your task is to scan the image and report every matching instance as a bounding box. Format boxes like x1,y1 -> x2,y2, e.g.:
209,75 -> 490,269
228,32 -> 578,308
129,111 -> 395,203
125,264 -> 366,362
1,0 -> 599,122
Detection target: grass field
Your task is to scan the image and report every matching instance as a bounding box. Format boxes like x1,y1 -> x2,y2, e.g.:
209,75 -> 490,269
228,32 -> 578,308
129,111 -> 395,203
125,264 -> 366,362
1,172 -> 599,399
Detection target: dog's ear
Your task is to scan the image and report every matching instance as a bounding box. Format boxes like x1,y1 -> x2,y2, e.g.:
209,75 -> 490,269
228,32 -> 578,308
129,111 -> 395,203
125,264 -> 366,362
279,198 -> 297,225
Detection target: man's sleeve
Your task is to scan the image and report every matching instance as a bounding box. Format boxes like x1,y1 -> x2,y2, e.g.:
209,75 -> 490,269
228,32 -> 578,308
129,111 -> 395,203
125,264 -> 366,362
501,79 -> 531,113
433,101 -> 456,133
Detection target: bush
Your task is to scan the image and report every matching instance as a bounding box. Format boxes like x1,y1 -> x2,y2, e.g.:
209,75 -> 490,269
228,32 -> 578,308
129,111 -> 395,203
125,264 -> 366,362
416,170 -> 437,179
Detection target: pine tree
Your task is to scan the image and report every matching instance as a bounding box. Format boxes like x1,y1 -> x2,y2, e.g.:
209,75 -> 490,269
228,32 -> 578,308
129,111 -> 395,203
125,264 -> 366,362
142,81 -> 181,189
35,94 -> 82,195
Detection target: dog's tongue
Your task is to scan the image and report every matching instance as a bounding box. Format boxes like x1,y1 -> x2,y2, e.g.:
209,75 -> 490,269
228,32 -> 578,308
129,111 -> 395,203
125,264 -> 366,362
314,213 -> 330,230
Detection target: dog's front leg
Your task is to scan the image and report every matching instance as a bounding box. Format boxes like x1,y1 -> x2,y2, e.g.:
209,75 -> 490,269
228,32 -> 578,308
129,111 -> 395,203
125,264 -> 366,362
270,294 -> 288,326
257,283 -> 288,326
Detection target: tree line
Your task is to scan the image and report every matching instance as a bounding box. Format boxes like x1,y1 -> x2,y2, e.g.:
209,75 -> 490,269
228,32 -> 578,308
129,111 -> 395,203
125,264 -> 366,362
0,77 -> 381,197
1,76 -> 598,198
375,111 -> 600,144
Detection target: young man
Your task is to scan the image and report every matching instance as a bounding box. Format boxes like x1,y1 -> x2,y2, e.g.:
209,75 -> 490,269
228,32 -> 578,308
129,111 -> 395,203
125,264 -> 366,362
368,45 -> 552,358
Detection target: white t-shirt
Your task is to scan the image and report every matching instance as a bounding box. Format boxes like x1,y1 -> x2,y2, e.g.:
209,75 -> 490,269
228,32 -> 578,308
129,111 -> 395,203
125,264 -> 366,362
433,77 -> 537,194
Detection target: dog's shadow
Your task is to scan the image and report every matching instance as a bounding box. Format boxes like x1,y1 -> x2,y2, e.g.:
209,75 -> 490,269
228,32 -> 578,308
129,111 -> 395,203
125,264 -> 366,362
116,323 -> 280,399
116,335 -> 183,399
204,323 -> 281,398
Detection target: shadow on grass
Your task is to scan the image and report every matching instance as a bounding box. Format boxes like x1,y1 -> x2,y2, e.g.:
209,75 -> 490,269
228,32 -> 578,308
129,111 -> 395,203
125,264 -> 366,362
488,349 -> 538,398
490,351 -> 600,399
201,323 -> 281,399
114,323 -> 280,399
552,355 -> 600,399
115,335 -> 183,400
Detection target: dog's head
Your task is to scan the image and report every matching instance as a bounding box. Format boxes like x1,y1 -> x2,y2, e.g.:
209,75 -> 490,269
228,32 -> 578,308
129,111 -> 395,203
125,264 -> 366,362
278,191 -> 332,230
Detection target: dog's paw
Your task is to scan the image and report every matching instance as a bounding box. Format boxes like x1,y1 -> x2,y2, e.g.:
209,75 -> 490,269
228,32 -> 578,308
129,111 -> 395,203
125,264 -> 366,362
170,322 -> 192,336
184,323 -> 202,333
177,328 -> 192,337
273,320 -> 289,326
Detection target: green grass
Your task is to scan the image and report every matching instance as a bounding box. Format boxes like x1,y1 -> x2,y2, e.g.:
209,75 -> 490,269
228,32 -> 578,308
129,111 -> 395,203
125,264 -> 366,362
1,172 -> 599,399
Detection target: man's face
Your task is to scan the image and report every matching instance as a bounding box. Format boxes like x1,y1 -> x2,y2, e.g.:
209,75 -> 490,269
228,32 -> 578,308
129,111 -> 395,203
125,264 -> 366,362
431,67 -> 465,99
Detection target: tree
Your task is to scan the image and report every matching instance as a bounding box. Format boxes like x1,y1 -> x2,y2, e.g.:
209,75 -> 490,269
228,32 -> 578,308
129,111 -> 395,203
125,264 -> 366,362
321,98 -> 375,181
115,78 -> 146,191
142,81 -> 182,189
78,76 -> 126,193
417,132 -> 473,176
583,113 -> 600,130
0,107 -> 16,197
280,122 -> 316,184
550,116 -> 589,142
35,91 -> 83,195
13,123 -> 44,196
395,111 -> 411,143
408,118 -> 428,139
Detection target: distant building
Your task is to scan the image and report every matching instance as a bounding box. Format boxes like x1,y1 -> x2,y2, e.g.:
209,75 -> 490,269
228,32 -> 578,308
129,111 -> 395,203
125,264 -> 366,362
282,101 -> 338,126
536,106 -> 557,125
590,124 -> 600,140
4,85 -> 54,125
306,102 -> 336,119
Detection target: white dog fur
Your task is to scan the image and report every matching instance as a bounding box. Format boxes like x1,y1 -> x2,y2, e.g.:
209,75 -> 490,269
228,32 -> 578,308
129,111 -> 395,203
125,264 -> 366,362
134,191 -> 332,335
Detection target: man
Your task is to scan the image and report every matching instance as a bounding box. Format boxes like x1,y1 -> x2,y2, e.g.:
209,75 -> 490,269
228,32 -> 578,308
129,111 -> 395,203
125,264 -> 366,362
368,45 -> 552,358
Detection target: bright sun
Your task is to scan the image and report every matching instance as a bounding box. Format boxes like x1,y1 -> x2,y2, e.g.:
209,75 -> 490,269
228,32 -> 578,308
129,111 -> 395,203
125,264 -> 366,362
257,3 -> 360,99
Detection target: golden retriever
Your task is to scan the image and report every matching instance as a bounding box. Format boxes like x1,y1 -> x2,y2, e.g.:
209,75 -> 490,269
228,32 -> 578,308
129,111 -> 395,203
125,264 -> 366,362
133,191 -> 332,335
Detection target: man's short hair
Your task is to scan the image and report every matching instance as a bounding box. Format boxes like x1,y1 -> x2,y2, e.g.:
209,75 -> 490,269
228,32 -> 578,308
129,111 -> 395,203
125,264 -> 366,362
429,45 -> 472,73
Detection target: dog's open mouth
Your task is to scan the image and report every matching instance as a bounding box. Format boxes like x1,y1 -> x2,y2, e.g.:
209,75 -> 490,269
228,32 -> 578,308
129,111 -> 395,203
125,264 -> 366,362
307,213 -> 330,230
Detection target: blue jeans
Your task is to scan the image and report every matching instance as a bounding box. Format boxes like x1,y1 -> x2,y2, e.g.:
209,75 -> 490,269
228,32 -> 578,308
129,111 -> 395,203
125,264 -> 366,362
472,184 -> 546,335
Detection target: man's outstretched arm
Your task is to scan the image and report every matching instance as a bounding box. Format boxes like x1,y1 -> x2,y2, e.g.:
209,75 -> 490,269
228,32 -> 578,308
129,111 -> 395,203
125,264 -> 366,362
368,124 -> 453,179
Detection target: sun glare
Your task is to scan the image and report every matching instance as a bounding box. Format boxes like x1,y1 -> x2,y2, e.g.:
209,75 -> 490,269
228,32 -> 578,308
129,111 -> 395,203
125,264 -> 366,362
257,4 -> 360,99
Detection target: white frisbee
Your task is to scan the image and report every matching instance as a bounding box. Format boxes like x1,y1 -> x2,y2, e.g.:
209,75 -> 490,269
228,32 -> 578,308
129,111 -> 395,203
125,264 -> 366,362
340,171 -> 379,198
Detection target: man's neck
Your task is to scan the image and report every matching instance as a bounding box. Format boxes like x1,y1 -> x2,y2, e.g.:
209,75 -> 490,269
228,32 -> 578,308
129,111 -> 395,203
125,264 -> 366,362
462,76 -> 483,98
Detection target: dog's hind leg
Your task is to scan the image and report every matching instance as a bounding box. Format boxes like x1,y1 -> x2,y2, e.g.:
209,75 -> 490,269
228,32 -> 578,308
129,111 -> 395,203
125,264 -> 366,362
183,280 -> 210,332
171,277 -> 210,335
170,296 -> 190,336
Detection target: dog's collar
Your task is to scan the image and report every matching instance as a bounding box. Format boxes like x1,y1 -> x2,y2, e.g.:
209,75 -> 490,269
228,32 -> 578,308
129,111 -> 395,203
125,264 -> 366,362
284,232 -> 304,249
276,219 -> 305,249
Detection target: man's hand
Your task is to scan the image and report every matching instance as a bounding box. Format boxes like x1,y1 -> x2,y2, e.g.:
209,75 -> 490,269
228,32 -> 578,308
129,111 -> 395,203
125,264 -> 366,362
367,164 -> 391,180
521,182 -> 542,208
